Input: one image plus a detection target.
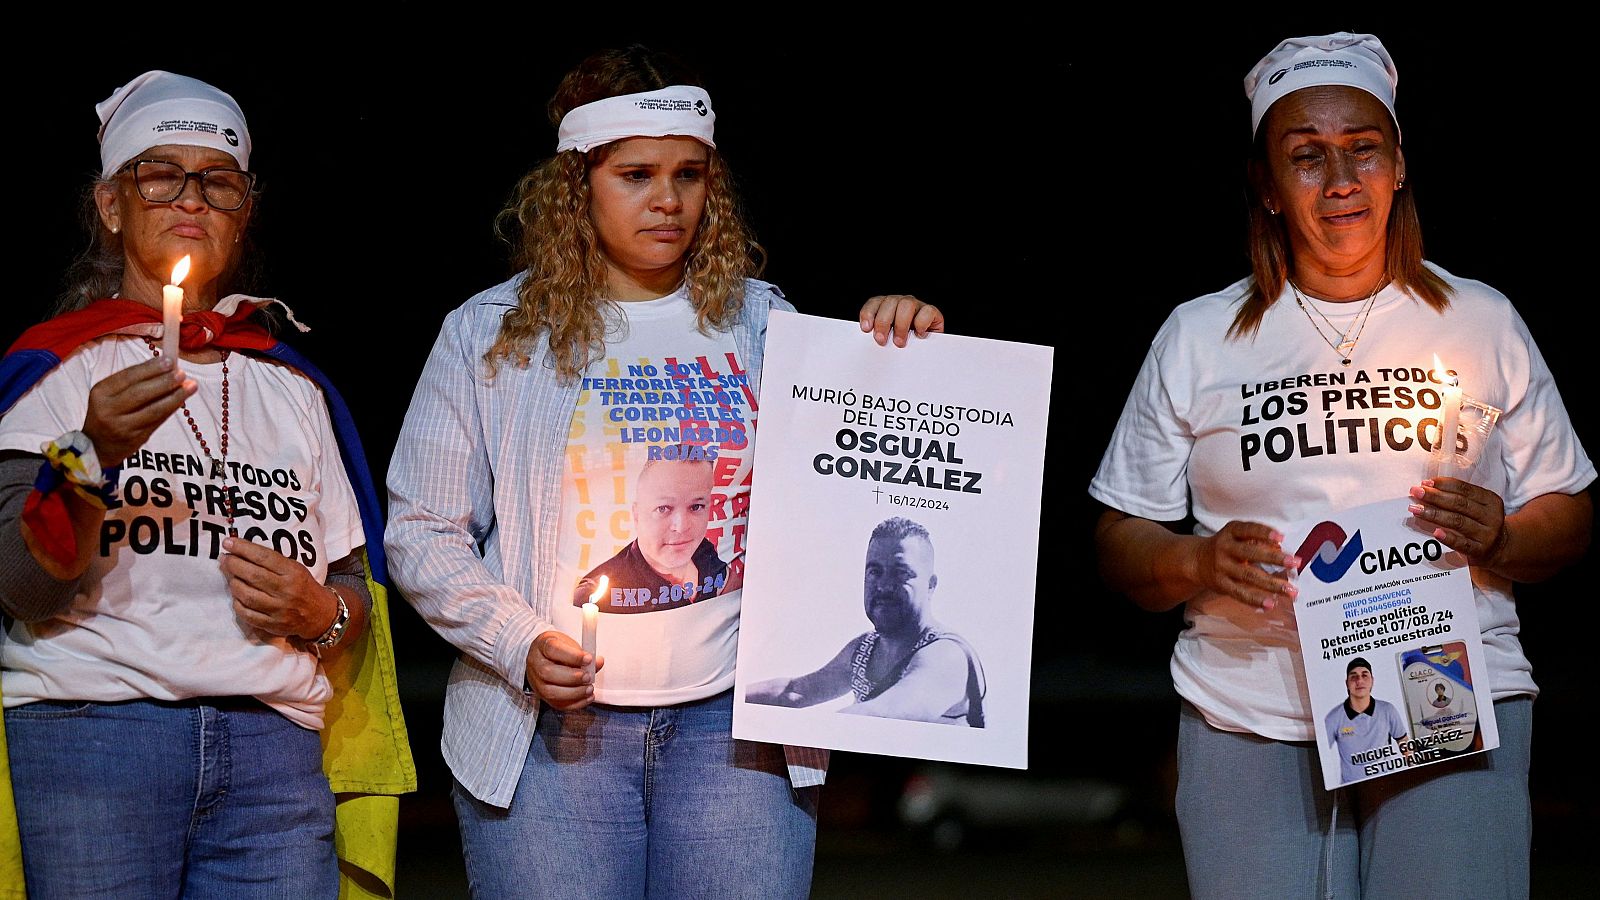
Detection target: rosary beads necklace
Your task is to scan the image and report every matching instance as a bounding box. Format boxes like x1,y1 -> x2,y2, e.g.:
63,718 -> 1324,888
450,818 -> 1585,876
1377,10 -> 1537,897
145,339 -> 237,536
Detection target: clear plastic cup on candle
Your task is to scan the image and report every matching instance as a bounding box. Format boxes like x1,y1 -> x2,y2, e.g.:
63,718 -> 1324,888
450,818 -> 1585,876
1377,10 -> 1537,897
1428,393 -> 1502,481
1452,395 -> 1502,478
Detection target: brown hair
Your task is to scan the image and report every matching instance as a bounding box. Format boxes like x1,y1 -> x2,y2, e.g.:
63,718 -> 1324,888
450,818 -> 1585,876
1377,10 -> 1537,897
487,45 -> 764,379
1228,113 -> 1451,339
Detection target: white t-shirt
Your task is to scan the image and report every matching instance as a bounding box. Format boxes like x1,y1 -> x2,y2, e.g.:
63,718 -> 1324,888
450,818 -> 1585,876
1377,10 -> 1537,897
549,289 -> 753,705
1,336 -> 364,729
1090,264 -> 1595,741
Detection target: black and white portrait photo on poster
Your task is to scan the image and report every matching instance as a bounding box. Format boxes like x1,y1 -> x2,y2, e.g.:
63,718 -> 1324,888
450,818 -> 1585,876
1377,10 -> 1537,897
744,516 -> 987,727
733,311 -> 1050,769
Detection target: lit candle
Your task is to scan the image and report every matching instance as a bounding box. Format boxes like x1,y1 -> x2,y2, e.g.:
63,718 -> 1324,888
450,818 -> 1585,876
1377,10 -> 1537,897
162,255 -> 191,361
1427,354 -> 1462,480
582,575 -> 606,671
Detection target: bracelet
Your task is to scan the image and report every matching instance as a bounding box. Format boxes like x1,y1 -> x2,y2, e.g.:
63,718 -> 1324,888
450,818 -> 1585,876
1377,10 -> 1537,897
39,431 -> 121,508
1487,522 -> 1512,564
312,586 -> 350,651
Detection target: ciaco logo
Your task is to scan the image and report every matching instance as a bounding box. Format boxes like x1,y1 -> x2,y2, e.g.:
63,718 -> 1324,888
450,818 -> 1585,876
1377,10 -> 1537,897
1295,521 -> 1363,583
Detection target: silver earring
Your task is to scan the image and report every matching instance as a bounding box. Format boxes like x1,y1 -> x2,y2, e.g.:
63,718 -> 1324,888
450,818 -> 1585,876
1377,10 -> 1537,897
1396,179 -> 1404,190
110,224 -> 119,234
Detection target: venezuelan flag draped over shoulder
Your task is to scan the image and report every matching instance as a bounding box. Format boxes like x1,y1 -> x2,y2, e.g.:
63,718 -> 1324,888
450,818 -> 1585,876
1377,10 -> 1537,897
0,298 -> 415,899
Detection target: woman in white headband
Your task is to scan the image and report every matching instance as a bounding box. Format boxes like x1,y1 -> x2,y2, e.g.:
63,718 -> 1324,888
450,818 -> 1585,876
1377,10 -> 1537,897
387,45 -> 941,897
0,70 -> 412,897
1091,33 -> 1590,897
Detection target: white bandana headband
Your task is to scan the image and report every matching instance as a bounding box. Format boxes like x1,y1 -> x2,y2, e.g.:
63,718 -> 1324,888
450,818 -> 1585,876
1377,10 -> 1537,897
1243,33 -> 1399,139
97,70 -> 251,177
556,85 -> 716,154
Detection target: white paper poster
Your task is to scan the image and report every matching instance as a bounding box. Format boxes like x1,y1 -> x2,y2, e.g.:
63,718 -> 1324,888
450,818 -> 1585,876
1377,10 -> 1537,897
732,311 -> 1052,769
1290,497 -> 1499,789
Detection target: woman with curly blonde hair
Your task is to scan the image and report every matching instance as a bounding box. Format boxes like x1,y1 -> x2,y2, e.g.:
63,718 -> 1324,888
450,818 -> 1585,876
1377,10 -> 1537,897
387,45 -> 940,898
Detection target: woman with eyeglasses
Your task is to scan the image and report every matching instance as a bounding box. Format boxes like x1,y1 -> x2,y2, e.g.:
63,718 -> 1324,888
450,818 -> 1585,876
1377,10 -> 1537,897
0,70 -> 412,898
386,45 -> 940,898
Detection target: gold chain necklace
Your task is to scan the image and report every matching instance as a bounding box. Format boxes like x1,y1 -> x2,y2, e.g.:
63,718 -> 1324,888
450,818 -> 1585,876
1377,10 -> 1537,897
1291,279 -> 1384,367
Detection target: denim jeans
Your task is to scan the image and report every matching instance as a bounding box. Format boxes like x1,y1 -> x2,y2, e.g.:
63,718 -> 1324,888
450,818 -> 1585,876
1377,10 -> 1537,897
452,689 -> 818,899
1176,696 -> 1532,900
5,697 -> 338,900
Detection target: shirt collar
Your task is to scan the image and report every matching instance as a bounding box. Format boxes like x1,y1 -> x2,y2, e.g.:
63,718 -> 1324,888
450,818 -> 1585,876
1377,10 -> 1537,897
1342,697 -> 1376,719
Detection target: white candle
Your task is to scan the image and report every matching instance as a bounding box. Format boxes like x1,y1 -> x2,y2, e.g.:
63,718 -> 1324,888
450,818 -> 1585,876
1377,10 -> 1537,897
162,256 -> 191,361
1428,356 -> 1462,480
582,575 -> 606,669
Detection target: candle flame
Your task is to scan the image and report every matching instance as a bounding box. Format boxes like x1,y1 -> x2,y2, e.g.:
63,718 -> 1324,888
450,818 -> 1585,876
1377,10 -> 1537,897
1430,354 -> 1458,388
170,255 -> 191,286
587,575 -> 609,605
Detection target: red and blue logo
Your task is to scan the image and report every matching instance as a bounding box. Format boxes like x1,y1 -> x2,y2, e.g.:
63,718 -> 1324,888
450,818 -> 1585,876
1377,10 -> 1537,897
1295,521 -> 1364,583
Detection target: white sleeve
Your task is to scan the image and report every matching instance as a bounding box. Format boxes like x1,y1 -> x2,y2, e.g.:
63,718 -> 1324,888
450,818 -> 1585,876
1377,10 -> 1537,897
384,308 -> 551,690
1089,317 -> 1194,521
0,352 -> 94,456
1494,308 -> 1596,511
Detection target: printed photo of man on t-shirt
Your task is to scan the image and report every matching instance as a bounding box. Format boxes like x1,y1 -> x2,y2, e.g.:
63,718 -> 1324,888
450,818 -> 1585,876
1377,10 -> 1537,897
573,455 -> 729,613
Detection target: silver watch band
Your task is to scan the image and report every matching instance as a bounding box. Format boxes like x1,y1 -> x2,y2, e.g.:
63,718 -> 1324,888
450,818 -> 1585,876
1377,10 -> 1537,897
313,587 -> 350,649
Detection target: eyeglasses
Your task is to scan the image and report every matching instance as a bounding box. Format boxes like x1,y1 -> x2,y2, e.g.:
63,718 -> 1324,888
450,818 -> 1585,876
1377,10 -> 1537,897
120,159 -> 256,211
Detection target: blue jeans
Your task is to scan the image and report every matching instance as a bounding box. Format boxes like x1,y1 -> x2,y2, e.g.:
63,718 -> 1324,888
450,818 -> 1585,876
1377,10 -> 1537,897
5,697 -> 337,900
1176,696 -> 1532,899
452,690 -> 817,899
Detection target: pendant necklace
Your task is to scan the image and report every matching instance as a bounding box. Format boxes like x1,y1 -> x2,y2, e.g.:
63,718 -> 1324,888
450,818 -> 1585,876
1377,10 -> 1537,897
145,339 -> 236,535
1292,278 -> 1384,367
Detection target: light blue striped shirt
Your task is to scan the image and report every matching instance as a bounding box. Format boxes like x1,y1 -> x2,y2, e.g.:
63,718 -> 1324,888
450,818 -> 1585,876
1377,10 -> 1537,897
386,274 -> 827,807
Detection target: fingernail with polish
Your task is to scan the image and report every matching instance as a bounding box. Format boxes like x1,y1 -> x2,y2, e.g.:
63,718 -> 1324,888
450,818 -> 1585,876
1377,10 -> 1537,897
1408,504 -> 1425,515
1409,487 -> 1426,500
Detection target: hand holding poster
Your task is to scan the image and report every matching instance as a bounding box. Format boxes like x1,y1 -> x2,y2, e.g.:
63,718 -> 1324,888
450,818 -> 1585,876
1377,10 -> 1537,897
732,311 -> 1052,769
1290,497 -> 1498,789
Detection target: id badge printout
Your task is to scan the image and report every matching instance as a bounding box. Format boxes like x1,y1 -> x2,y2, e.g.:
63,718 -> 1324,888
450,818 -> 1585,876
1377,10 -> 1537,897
732,311 -> 1052,769
1292,497 -> 1498,789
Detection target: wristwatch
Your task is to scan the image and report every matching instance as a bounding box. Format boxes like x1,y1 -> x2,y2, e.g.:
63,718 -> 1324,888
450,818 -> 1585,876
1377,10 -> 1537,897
313,587 -> 350,650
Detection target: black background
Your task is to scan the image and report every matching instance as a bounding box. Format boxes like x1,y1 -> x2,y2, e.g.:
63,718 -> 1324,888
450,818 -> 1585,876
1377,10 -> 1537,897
8,12 -> 1595,895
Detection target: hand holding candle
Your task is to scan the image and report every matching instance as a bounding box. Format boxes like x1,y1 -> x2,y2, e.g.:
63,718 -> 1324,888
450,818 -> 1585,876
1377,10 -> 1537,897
162,256 -> 191,361
582,575 -> 605,676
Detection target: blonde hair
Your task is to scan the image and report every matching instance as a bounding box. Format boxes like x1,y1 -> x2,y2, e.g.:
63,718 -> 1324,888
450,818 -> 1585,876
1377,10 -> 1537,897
487,46 -> 764,380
